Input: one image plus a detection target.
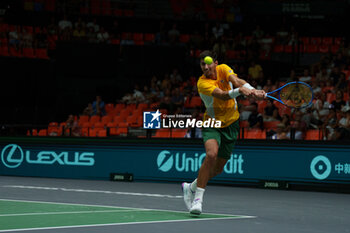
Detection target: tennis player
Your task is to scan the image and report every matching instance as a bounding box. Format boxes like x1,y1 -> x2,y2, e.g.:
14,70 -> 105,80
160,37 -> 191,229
182,50 -> 265,215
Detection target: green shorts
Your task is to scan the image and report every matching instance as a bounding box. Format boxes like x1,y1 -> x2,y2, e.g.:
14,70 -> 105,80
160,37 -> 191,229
202,120 -> 239,160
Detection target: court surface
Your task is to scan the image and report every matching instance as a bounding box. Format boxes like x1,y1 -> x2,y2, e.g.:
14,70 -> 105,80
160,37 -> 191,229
0,176 -> 349,233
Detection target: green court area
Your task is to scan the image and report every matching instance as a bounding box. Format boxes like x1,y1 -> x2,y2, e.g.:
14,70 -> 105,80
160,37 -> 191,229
0,199 -> 252,231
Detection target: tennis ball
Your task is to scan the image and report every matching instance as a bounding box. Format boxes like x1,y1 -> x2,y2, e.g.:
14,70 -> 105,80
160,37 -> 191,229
204,56 -> 213,65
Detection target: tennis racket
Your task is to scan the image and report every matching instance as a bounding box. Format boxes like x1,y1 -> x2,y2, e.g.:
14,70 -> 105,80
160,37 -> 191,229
265,81 -> 314,108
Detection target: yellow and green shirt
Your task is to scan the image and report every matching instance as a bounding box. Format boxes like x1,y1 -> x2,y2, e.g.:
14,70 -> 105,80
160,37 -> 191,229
197,64 -> 239,128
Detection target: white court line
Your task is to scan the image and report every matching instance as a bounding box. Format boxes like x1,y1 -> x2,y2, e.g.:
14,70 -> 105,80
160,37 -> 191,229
0,209 -> 145,217
3,185 -> 182,199
0,198 -> 254,218
0,216 -> 256,232
0,198 -> 256,232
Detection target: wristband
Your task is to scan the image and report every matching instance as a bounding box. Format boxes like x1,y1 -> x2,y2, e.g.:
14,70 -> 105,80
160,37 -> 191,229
243,83 -> 255,90
228,88 -> 241,99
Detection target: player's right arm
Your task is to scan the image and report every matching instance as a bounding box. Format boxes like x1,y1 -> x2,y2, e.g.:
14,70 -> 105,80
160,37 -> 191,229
211,85 -> 255,101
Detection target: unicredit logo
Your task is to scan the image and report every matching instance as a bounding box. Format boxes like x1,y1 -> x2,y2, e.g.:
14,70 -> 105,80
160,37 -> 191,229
156,150 -> 244,174
1,144 -> 24,168
157,150 -> 174,172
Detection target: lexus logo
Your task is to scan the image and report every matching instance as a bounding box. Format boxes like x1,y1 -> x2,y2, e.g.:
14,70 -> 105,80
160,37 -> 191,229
1,144 -> 24,168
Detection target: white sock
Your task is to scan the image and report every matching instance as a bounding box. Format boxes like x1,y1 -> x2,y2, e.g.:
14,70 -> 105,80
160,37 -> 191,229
190,179 -> 197,192
194,187 -> 205,202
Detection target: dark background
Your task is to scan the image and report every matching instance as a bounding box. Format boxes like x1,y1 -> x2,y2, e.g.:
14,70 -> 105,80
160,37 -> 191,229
0,0 -> 349,127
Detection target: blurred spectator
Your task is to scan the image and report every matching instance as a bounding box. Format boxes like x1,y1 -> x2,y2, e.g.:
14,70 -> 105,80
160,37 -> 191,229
86,18 -> 100,33
287,120 -> 304,140
212,36 -> 227,61
263,99 -> 281,122
72,24 -> 86,41
311,79 -> 322,95
316,66 -> 329,82
330,66 -> 342,85
271,123 -> 288,140
168,23 -> 180,44
287,69 -> 298,82
121,93 -> 134,104
331,90 -> 346,112
143,85 -> 153,103
64,114 -> 81,137
287,26 -> 298,46
92,96 -> 106,116
170,68 -> 183,87
310,97 -> 330,128
58,15 -> 72,40
262,78 -> 276,93
252,25 -> 264,39
58,15 -> 73,31
332,53 -> 346,68
34,27 -> 48,48
248,60 -> 263,84
155,20 -> 167,45
8,26 -> 20,49
47,17 -> 58,35
185,127 -> 202,138
322,107 -> 338,140
82,103 -> 93,116
335,72 -> 348,92
22,28 -> 33,48
281,114 -> 292,132
248,102 -> 263,129
299,68 -> 312,83
335,108 -> 350,140
239,98 -> 255,121
293,110 -> 308,130
276,25 -> 289,44
322,80 -> 334,93
171,87 -> 184,110
133,84 -> 145,103
212,22 -> 224,39
96,27 -> 110,43
300,107 -> 313,128
161,74 -> 172,90
86,27 -> 97,43
74,17 -> 86,30
160,88 -> 172,112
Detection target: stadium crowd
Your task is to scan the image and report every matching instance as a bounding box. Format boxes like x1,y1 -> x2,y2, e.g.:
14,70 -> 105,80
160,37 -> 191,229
1,0 -> 349,140
75,46 -> 350,140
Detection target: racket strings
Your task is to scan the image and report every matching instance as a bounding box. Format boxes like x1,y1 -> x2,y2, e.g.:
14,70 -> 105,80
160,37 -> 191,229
279,83 -> 312,108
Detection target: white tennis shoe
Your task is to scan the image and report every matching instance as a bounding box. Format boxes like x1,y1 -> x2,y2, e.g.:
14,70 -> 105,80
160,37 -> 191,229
189,198 -> 202,215
182,182 -> 194,211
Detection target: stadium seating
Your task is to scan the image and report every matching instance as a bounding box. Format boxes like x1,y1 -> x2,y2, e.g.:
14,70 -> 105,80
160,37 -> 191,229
171,129 -> 187,138
244,129 -> 266,139
263,121 -> 280,130
305,129 -> 321,140
101,115 -> 113,126
154,129 -> 171,138
38,129 -> 48,136
89,115 -> 101,124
